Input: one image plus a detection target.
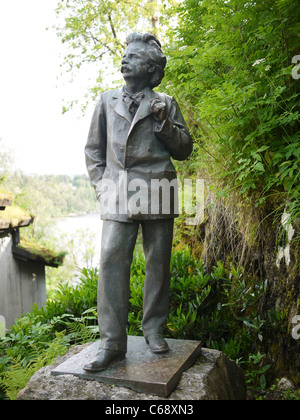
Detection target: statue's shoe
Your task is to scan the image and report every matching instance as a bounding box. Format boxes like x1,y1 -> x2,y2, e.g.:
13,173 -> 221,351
83,349 -> 126,372
145,334 -> 169,354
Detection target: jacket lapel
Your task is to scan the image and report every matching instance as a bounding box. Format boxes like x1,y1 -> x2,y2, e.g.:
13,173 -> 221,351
111,88 -> 133,123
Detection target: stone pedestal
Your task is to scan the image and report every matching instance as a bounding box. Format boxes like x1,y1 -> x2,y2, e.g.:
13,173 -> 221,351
51,336 -> 202,397
17,339 -> 246,401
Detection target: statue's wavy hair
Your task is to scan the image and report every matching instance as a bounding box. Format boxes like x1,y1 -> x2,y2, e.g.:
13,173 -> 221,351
125,32 -> 167,88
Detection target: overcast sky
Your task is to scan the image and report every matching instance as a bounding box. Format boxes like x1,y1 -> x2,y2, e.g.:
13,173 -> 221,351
0,0 -> 99,175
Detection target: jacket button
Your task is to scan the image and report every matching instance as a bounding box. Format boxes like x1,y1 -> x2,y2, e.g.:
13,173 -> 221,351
147,147 -> 152,153
120,147 -> 124,152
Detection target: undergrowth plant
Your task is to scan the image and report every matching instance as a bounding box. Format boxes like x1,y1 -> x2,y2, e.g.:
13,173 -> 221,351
0,333 -> 68,400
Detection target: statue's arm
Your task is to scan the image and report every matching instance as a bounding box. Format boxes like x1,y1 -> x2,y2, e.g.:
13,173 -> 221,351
154,97 -> 193,161
85,95 -> 107,199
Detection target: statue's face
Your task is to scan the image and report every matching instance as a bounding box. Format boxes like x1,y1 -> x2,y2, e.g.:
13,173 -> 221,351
121,42 -> 153,85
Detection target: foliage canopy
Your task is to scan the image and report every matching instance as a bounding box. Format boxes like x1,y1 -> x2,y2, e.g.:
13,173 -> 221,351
162,0 -> 300,236
55,0 -> 177,110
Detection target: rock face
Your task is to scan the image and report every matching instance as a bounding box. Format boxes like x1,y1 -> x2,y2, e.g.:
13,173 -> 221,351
17,344 -> 246,400
197,194 -> 300,384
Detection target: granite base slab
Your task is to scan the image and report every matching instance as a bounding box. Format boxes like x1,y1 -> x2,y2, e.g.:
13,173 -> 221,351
51,336 -> 202,397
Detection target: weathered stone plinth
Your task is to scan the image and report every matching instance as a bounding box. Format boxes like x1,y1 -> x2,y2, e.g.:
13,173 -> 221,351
51,336 -> 202,397
17,338 -> 246,401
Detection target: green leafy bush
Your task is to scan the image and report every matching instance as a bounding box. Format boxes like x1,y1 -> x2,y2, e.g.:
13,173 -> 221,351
127,248 -> 272,359
163,0 -> 300,241
0,333 -> 68,400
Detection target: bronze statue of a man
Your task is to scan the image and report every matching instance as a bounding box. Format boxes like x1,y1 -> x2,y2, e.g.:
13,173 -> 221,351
84,32 -> 192,372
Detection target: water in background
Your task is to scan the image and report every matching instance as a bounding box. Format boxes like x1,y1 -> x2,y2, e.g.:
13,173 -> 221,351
55,213 -> 102,269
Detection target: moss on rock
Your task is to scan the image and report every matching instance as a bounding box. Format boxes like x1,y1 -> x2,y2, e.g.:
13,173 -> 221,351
0,205 -> 33,229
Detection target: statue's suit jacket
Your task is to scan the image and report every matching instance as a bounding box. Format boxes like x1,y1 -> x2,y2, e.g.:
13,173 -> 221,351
85,86 -> 193,222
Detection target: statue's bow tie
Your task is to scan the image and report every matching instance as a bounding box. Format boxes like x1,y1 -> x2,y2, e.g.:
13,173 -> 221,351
123,88 -> 145,115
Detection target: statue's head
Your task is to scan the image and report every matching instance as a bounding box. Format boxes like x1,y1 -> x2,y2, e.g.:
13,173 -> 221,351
121,32 -> 167,88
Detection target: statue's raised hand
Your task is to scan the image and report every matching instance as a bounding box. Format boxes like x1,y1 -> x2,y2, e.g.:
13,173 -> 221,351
150,99 -> 166,122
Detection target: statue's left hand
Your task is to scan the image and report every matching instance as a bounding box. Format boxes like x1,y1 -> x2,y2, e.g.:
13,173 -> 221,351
150,99 -> 167,122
